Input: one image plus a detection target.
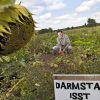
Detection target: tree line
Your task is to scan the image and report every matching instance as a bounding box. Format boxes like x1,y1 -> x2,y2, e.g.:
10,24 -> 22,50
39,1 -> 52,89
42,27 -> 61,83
38,18 -> 98,34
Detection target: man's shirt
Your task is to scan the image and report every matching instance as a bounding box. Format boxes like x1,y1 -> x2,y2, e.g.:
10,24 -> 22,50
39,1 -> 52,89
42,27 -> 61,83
57,34 -> 70,46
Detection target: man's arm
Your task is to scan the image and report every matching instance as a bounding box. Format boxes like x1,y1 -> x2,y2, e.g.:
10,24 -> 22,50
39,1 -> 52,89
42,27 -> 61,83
65,35 -> 71,45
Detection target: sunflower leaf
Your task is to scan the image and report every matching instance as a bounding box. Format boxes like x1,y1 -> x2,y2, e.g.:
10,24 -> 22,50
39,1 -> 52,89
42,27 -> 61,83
15,5 -> 30,18
0,25 -> 11,35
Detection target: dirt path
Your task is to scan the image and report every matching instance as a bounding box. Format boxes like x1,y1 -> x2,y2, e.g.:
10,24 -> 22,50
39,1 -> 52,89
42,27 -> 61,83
42,54 -> 56,64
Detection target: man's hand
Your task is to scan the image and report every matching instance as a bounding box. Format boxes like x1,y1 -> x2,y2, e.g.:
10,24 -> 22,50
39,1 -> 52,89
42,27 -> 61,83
59,50 -> 64,56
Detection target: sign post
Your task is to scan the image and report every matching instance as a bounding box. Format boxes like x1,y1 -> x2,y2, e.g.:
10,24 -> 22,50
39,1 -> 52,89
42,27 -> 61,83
53,74 -> 100,100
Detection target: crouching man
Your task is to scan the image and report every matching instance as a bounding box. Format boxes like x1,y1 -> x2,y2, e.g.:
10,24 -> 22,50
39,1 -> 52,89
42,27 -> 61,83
52,30 -> 72,55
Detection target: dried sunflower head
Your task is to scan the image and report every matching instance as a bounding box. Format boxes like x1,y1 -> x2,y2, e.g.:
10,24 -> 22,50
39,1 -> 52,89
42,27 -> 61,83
0,3 -> 35,55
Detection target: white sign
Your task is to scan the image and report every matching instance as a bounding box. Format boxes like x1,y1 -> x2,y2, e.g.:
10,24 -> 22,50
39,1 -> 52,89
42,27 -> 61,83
53,74 -> 100,100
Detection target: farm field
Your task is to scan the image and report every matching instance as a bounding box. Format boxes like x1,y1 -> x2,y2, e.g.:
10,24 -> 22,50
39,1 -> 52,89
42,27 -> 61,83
0,26 -> 100,100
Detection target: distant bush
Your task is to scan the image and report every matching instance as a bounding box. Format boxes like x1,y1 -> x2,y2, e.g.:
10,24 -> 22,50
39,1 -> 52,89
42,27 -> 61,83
38,28 -> 53,34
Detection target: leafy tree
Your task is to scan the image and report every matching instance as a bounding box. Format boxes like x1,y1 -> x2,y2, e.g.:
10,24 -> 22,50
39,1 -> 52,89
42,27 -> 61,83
87,18 -> 97,27
84,23 -> 87,27
66,27 -> 70,30
48,27 -> 53,32
38,28 -> 53,34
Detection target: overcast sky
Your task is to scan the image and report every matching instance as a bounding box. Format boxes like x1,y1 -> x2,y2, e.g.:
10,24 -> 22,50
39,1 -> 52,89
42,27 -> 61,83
16,0 -> 100,30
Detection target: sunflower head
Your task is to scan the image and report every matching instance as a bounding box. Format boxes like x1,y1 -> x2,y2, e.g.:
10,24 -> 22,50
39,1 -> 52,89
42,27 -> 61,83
0,3 -> 35,56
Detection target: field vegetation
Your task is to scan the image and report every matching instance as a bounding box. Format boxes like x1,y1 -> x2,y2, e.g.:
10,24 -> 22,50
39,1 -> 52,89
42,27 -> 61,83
0,25 -> 100,99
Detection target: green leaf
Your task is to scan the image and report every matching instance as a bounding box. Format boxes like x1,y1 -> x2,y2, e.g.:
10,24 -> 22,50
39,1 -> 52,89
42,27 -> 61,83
0,11 -> 15,22
0,32 -> 4,37
0,42 -> 3,47
15,5 -> 30,18
0,21 -> 11,32
0,25 -> 11,35
8,8 -> 24,23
